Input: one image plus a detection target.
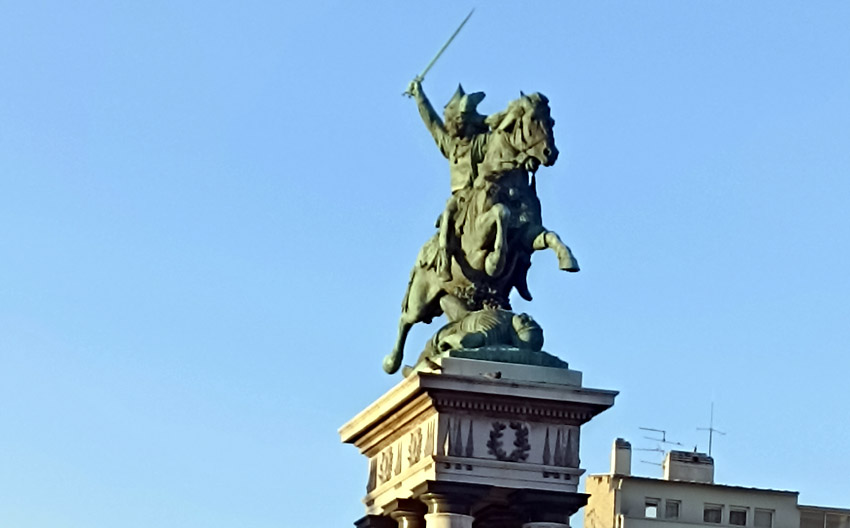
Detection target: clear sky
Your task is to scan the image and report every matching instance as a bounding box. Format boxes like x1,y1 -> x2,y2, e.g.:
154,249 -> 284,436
1,2 -> 849,527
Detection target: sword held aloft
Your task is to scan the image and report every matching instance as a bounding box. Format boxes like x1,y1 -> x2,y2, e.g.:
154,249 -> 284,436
403,8 -> 475,97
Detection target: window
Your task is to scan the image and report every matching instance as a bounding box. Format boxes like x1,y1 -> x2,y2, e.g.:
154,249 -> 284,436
730,508 -> 748,526
755,510 -> 774,528
824,512 -> 850,528
666,500 -> 681,520
705,504 -> 723,524
645,498 -> 660,518
801,510 -> 825,528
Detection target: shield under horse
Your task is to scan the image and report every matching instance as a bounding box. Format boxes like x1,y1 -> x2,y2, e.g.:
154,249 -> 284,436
383,92 -> 579,374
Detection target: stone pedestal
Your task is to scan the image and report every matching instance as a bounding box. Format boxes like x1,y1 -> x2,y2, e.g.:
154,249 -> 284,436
340,357 -> 616,528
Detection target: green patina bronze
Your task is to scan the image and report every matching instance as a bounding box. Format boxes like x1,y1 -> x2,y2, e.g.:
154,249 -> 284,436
383,79 -> 579,376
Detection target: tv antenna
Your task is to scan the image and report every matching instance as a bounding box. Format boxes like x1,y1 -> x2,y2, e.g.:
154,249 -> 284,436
639,427 -> 684,447
696,402 -> 726,456
634,446 -> 665,453
634,444 -> 664,467
636,427 -> 681,475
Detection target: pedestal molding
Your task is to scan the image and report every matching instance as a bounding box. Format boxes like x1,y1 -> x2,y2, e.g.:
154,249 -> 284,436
342,362 -> 616,520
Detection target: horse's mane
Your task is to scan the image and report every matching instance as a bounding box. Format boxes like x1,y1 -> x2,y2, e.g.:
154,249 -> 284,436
479,92 -> 551,176
485,92 -> 548,132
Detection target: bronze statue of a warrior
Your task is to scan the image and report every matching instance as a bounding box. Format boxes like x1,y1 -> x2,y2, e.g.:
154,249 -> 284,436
383,12 -> 579,375
383,80 -> 579,375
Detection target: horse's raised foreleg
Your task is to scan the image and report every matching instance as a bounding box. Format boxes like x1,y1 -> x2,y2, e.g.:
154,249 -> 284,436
532,229 -> 580,272
465,202 -> 512,277
484,203 -> 510,276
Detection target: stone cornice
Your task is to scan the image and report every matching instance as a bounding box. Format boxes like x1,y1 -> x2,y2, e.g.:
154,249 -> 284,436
340,368 -> 617,452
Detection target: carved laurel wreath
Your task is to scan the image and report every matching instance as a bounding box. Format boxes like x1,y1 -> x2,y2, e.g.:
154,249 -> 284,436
486,421 -> 530,462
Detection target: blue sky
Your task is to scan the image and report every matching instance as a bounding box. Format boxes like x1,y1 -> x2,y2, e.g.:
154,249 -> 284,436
1,2 -> 849,527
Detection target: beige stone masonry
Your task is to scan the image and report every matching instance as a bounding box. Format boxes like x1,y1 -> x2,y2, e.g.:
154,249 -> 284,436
340,358 -> 617,516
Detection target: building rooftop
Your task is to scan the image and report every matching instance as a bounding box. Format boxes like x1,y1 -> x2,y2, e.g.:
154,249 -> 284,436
588,473 -> 799,496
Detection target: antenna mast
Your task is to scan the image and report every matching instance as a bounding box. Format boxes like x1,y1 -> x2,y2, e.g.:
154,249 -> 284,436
696,402 -> 726,456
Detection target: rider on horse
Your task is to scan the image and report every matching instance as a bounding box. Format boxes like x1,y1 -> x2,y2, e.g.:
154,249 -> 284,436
408,79 -> 490,281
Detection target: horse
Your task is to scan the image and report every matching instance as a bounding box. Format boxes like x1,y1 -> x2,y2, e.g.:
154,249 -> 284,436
457,92 -> 563,280
383,92 -> 579,374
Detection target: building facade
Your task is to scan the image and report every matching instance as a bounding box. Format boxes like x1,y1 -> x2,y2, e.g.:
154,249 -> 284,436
585,439 -> 848,528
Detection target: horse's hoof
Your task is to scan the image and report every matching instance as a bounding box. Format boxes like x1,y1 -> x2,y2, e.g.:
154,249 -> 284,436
383,353 -> 401,374
559,256 -> 580,272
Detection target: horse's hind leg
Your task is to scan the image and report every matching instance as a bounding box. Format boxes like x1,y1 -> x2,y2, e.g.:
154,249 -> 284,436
439,294 -> 469,322
533,229 -> 580,272
383,318 -> 413,374
383,266 -> 442,374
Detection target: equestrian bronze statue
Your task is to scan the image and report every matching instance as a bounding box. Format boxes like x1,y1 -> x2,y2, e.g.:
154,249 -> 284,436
383,79 -> 579,375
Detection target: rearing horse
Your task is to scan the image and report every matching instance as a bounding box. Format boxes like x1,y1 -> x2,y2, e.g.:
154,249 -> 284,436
383,92 -> 579,374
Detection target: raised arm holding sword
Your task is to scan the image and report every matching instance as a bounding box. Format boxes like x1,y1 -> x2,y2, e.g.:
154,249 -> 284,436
404,9 -> 490,281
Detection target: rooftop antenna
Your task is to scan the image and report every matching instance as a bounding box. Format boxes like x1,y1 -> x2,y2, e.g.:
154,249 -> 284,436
634,445 -> 665,469
634,446 -> 665,453
696,402 -> 726,456
639,427 -> 684,447
636,427 -> 681,476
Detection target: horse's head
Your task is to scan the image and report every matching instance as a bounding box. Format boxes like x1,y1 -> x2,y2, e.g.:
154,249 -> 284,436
485,92 -> 558,173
